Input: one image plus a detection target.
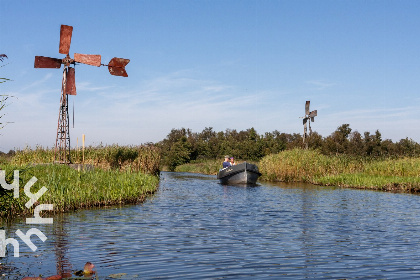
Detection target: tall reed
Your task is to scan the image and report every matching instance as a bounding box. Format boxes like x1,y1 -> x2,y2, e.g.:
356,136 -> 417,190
259,148 -> 420,192
175,159 -> 222,175
11,144 -> 161,174
259,149 -> 365,182
363,157 -> 420,177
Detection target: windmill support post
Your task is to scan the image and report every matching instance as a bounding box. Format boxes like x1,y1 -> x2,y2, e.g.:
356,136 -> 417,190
55,67 -> 71,163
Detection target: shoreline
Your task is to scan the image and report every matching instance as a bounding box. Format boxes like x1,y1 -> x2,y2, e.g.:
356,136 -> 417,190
0,163 -> 159,221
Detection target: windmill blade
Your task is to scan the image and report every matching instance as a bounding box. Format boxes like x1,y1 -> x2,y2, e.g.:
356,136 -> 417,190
59,25 -> 73,55
309,110 -> 317,118
74,53 -> 101,67
108,57 -> 130,77
34,56 -> 62,68
108,66 -> 128,77
303,121 -> 307,135
303,118 -> 307,125
305,101 -> 310,116
311,117 -> 315,122
66,67 -> 77,95
0,54 -> 8,62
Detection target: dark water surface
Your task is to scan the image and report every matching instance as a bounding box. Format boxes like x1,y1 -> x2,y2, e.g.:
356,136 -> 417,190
2,171 -> 420,279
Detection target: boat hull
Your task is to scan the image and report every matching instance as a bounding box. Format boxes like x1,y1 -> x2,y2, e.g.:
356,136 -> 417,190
217,162 -> 261,185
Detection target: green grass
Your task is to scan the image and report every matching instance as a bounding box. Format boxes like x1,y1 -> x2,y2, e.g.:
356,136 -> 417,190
259,148 -> 420,192
313,173 -> 420,192
1,145 -> 162,221
0,163 -> 159,221
175,159 -> 221,175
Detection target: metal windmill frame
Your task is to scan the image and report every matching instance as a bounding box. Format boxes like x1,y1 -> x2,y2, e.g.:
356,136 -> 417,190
34,25 -> 130,163
302,100 -> 317,148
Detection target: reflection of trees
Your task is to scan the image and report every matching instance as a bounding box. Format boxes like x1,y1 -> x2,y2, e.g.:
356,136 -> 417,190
53,213 -> 73,277
297,184 -> 327,276
299,186 -> 317,252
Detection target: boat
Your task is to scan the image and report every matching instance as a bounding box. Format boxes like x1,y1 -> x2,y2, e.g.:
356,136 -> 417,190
217,162 -> 262,185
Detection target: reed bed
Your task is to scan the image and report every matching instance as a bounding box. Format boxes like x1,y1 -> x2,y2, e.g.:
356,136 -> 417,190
312,173 -> 420,192
175,159 -> 222,175
0,163 -> 159,220
259,148 -> 420,192
259,149 -> 365,182
362,157 -> 420,177
11,144 -> 161,175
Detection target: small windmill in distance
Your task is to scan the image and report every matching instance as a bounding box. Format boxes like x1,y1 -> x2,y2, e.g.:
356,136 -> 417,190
302,100 -> 317,149
34,24 -> 130,163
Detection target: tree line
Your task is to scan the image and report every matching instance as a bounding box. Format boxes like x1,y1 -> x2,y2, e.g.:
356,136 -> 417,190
157,125 -> 420,171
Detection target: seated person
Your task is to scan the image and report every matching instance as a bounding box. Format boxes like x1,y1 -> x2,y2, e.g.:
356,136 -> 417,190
222,155 -> 231,168
230,157 -> 236,166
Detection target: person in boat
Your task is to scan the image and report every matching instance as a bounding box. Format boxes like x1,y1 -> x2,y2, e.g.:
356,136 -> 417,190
230,157 -> 236,166
222,155 -> 231,168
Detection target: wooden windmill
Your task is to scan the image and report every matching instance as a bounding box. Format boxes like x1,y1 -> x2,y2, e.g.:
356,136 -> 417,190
34,24 -> 130,163
302,100 -> 317,148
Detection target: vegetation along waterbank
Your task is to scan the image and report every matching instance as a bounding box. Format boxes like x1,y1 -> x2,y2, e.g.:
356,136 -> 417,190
2,122 -> 420,220
11,144 -> 161,174
175,149 -> 420,193
0,145 -> 161,221
159,126 -> 420,193
260,149 -> 420,192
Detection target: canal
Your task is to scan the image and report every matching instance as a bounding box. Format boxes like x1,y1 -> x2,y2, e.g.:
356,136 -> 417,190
2,171 -> 420,279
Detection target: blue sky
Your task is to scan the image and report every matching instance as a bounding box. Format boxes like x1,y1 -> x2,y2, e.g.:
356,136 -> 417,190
1,0 -> 420,152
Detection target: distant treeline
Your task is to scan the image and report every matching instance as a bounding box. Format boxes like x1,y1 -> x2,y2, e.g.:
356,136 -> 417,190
157,125 -> 420,171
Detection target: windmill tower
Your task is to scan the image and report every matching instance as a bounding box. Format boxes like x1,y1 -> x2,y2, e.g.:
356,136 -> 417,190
302,100 -> 317,148
34,25 -> 130,163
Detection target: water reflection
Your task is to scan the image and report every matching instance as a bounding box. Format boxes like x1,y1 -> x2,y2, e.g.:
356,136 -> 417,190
52,214 -> 73,277
2,172 -> 420,279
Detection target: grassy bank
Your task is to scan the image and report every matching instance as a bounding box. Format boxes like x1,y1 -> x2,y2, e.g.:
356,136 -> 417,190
0,163 -> 159,220
0,145 -> 162,220
259,149 -> 420,192
174,149 -> 420,192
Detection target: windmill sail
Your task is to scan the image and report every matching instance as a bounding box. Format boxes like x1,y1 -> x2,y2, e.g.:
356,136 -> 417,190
65,67 -> 76,95
34,56 -> 62,68
74,53 -> 101,66
59,25 -> 73,55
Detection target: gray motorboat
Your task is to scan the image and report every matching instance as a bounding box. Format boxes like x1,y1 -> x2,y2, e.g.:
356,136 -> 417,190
217,162 -> 261,185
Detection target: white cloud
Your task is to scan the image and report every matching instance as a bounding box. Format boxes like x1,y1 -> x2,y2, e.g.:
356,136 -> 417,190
306,80 -> 337,90
77,81 -> 115,92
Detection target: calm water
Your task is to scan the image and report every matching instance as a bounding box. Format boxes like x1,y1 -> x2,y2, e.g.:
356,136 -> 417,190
2,171 -> 420,279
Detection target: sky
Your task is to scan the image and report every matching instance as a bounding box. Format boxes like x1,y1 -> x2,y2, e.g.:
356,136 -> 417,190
1,0 -> 420,152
